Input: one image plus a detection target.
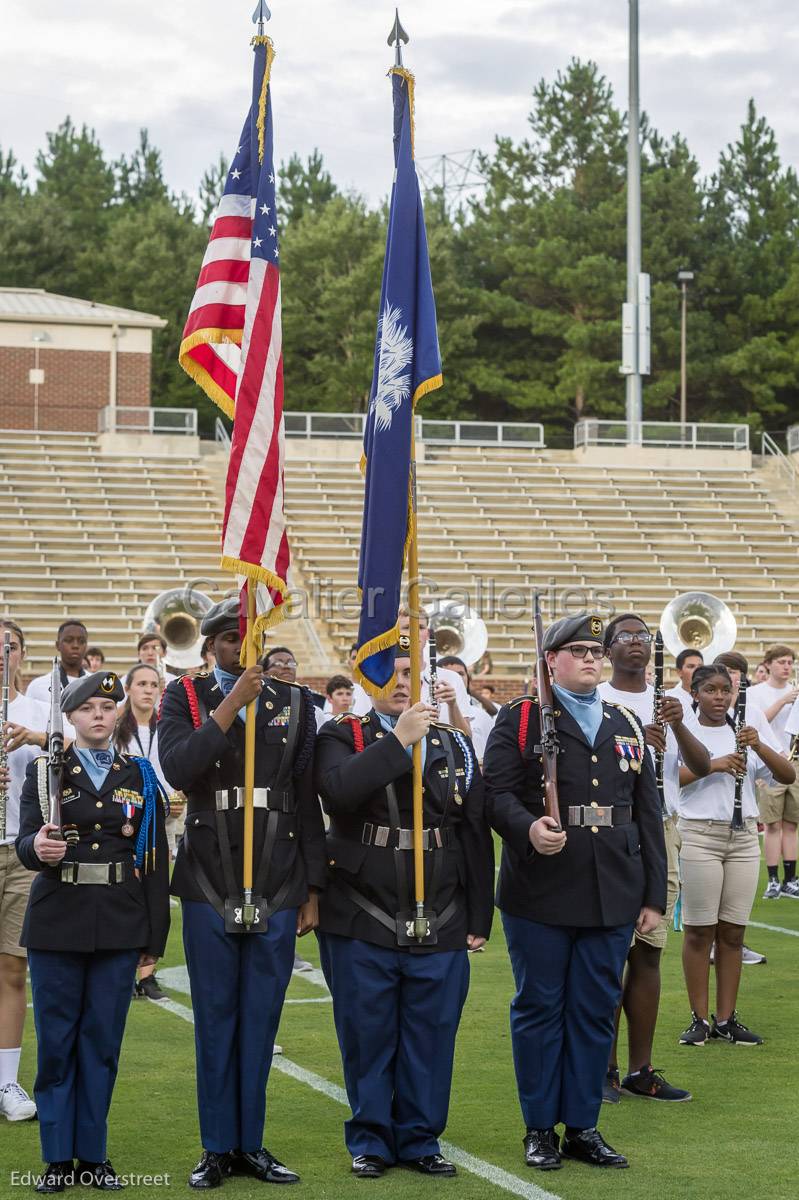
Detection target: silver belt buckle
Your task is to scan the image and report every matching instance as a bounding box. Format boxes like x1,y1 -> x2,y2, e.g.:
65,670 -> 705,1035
77,863 -> 114,885
592,806 -> 612,827
374,826 -> 390,848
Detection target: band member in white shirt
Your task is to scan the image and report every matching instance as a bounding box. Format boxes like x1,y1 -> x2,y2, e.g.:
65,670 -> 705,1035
677,665 -> 795,1046
666,649 -> 704,716
0,618 -> 48,1121
745,644 -> 799,899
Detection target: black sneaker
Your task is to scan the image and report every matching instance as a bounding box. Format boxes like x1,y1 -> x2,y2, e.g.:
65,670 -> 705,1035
711,1013 -> 763,1045
135,975 -> 166,1002
602,1068 -> 621,1104
620,1065 -> 692,1101
679,1013 -> 711,1046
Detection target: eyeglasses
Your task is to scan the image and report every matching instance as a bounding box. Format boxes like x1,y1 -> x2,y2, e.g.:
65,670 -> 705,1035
561,644 -> 604,660
610,631 -> 653,645
269,659 -> 297,669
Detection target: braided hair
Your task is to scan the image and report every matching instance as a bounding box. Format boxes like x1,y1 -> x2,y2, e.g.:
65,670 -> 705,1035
690,664 -> 735,728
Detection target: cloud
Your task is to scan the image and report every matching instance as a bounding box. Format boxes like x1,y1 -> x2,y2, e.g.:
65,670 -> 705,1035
0,0 -> 797,205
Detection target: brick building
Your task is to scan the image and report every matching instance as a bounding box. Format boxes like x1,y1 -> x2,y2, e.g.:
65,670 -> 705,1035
0,288 -> 166,431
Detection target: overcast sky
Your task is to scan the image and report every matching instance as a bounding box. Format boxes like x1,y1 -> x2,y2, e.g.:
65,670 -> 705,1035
2,0 -> 798,205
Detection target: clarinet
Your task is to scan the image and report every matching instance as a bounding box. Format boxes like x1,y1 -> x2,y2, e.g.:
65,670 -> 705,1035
0,631 -> 10,841
731,678 -> 748,831
428,631 -> 440,717
654,631 -> 667,817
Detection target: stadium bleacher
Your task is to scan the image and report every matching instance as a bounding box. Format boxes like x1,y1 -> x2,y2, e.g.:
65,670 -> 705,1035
2,429 -> 797,680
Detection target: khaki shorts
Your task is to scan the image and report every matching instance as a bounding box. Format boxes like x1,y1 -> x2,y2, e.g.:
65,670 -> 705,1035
0,844 -> 33,958
634,814 -> 681,951
678,818 -> 760,927
758,781 -> 799,826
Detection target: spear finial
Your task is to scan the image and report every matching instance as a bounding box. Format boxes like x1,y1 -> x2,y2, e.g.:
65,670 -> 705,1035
388,8 -> 409,68
252,0 -> 271,36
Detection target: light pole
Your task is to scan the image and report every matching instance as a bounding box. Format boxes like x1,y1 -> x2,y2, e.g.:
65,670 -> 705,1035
677,269 -> 694,428
621,0 -> 650,445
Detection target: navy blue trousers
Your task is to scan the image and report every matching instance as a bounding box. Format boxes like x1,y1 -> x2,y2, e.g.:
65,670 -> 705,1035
318,933 -> 470,1162
502,913 -> 633,1131
182,900 -> 296,1154
28,948 -> 139,1164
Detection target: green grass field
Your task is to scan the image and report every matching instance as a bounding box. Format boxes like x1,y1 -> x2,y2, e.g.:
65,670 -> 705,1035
4,861 -> 797,1200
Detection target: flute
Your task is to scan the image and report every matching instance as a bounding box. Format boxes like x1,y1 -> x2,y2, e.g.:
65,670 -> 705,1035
0,631 -> 10,841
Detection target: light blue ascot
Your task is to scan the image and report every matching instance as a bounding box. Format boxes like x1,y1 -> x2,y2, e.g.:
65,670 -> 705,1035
214,666 -> 259,723
375,710 -> 427,769
553,683 -> 604,747
76,746 -> 114,790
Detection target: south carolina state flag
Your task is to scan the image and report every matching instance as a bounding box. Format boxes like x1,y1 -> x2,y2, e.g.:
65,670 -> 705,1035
354,68 -> 443,698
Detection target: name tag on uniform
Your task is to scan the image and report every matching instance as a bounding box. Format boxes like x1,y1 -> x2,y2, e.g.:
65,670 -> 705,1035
268,706 -> 292,727
111,788 -> 143,809
61,788 -> 79,805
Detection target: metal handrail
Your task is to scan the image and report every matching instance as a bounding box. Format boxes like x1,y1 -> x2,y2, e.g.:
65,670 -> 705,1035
788,425 -> 799,456
214,417 -> 231,449
98,406 -> 198,436
281,411 -> 546,447
762,431 -> 798,491
575,420 -> 750,450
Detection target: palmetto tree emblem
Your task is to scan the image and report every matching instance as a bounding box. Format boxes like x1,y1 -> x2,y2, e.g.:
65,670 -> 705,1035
371,302 -> 413,433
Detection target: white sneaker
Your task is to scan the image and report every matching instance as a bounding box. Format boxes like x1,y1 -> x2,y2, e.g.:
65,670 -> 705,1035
781,878 -> 799,899
0,1082 -> 36,1121
763,878 -> 782,900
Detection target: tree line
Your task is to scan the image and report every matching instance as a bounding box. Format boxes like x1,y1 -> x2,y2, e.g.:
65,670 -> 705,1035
1,59 -> 797,443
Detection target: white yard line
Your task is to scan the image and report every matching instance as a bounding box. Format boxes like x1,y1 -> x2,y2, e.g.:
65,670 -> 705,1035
148,994 -> 562,1200
749,919 -> 799,938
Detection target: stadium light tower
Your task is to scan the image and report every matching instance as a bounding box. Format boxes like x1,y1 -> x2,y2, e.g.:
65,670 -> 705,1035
620,0 -> 650,445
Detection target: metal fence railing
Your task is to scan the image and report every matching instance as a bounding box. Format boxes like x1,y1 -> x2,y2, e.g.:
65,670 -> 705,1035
574,420 -> 750,451
762,431 -> 798,491
281,411 -> 546,447
98,406 -> 198,436
788,425 -> 799,455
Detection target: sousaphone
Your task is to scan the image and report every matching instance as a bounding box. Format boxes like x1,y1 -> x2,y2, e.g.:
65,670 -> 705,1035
659,591 -> 737,663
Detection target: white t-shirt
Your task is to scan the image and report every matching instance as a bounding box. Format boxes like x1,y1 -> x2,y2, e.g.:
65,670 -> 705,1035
25,671 -> 84,742
666,683 -> 694,717
598,681 -> 680,815
679,711 -> 779,821
351,666 -> 472,732
747,680 -> 796,754
115,724 -> 173,795
785,696 -> 799,740
3,693 -> 50,844
467,701 -> 495,761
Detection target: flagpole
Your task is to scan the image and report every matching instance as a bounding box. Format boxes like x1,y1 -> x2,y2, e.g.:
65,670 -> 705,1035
240,0 -> 272,930
390,8 -> 427,942
241,582 -> 257,925
407,428 -> 428,941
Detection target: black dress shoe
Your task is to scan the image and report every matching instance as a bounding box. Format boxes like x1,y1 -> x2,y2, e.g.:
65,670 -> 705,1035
36,1162 -> 74,1194
229,1149 -> 299,1184
523,1128 -> 561,1170
401,1154 -> 456,1177
76,1161 -> 124,1191
352,1156 -> 388,1179
189,1151 -> 232,1190
561,1128 -> 628,1169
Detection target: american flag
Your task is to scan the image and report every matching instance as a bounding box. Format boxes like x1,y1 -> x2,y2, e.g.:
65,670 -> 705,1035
179,38 -> 289,630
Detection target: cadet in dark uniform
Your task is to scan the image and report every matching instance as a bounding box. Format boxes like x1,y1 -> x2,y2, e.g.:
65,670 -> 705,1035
483,615 -> 666,1172
157,598 -> 325,1190
16,672 -> 170,1194
314,654 -> 494,1180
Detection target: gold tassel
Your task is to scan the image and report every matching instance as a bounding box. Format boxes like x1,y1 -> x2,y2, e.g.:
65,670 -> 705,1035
251,36 -> 276,165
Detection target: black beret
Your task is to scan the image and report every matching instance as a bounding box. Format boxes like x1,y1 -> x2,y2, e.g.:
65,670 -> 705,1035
61,670 -> 124,713
200,597 -> 241,638
542,614 -> 604,653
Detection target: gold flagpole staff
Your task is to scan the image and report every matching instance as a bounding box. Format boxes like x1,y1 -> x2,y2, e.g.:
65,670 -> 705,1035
389,9 -> 429,944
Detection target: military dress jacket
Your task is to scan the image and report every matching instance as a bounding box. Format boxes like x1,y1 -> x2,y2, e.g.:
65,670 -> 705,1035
483,697 -> 667,928
314,712 -> 494,952
15,745 -> 170,957
157,673 -> 326,909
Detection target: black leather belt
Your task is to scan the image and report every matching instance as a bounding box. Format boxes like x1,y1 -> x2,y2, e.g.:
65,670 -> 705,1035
567,805 -> 632,828
361,823 -> 452,851
214,787 -> 294,813
59,862 -> 128,885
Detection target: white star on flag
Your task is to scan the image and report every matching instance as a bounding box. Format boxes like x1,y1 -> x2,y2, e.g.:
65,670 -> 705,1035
268,226 -> 276,237
260,204 -> 270,215
230,168 -> 241,180
253,236 -> 263,248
